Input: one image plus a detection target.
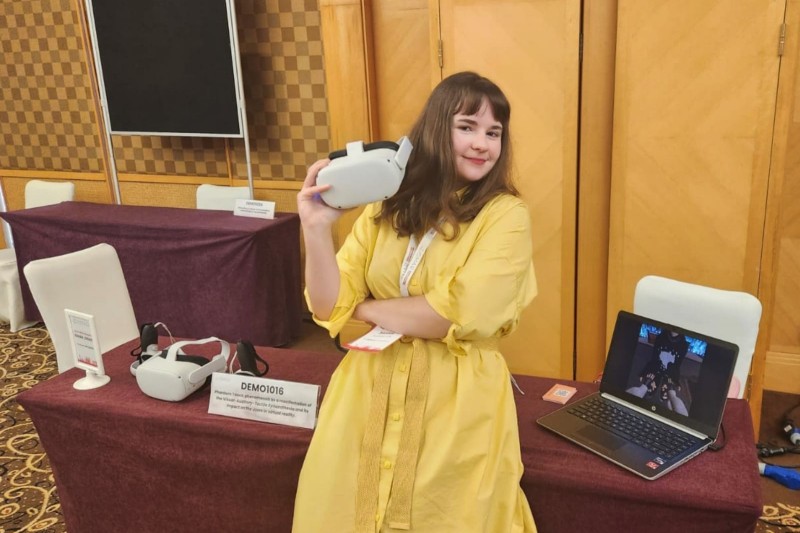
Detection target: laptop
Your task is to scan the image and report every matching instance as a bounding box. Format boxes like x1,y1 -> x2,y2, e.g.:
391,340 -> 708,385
537,310 -> 738,480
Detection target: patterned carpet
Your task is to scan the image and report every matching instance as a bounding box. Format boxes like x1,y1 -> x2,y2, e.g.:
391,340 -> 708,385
0,322 -> 797,533
0,323 -> 64,532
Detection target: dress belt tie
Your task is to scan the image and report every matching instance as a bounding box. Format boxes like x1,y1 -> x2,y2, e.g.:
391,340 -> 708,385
354,341 -> 429,531
354,336 -> 499,531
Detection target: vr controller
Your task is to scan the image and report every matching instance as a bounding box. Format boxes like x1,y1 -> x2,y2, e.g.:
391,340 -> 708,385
317,137 -> 413,209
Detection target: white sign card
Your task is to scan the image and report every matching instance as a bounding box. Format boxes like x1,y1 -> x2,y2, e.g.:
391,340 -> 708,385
208,373 -> 320,429
343,325 -> 402,352
234,199 -> 275,219
64,309 -> 110,390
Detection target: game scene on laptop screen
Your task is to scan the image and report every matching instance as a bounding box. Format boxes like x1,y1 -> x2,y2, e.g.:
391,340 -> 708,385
624,323 -> 708,416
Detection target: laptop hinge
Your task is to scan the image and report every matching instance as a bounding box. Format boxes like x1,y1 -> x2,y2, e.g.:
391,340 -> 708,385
601,392 -> 708,440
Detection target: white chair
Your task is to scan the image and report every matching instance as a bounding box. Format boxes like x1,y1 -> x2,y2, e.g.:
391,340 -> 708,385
0,249 -> 32,331
633,275 -> 763,399
196,184 -> 250,211
24,179 -> 76,209
23,243 -> 139,373
0,180 -> 75,332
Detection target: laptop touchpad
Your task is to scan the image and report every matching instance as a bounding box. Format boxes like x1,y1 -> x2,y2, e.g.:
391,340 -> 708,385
578,426 -> 626,450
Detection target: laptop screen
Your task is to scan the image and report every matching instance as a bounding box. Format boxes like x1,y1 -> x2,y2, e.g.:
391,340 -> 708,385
600,311 -> 739,438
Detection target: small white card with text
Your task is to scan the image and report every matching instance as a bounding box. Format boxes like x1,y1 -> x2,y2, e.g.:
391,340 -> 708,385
64,309 -> 103,372
342,325 -> 402,352
208,373 -> 320,429
234,199 -> 275,219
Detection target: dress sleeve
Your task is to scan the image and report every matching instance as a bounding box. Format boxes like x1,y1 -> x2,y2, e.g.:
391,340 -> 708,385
305,203 -> 380,337
425,197 -> 537,355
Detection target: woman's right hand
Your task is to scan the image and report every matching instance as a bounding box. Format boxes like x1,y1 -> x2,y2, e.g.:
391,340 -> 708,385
297,158 -> 342,230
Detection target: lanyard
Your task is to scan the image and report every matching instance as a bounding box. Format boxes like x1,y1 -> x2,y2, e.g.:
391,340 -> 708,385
399,227 -> 438,297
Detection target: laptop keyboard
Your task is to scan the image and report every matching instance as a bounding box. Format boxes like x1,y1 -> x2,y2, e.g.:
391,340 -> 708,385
568,397 -> 698,459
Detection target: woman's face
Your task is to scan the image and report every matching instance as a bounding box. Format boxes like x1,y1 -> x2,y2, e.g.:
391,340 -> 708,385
451,99 -> 502,184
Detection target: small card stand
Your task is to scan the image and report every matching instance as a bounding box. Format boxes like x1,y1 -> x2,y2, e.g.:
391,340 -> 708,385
65,309 -> 110,390
73,370 -> 111,390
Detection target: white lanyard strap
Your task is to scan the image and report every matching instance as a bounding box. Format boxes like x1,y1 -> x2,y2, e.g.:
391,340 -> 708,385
399,227 -> 437,297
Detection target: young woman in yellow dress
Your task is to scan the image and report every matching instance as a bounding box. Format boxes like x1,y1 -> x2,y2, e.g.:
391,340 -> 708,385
294,71 -> 538,532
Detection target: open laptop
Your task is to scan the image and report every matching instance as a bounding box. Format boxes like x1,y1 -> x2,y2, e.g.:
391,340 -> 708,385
538,310 -> 738,480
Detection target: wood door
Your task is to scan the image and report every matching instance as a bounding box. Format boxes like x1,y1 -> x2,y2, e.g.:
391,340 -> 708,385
370,0 -> 438,140
439,0 -> 581,378
607,0 -> 787,421
762,0 -> 800,395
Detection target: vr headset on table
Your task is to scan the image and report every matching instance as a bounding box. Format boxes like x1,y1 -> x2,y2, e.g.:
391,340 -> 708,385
134,337 -> 229,402
316,136 -> 413,209
131,323 -> 270,402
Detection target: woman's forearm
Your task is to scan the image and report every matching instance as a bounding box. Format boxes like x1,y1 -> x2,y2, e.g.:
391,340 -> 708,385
303,227 -> 340,321
354,295 -> 451,339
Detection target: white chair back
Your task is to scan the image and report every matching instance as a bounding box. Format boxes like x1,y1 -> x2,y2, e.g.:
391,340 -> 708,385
633,275 -> 762,399
23,243 -> 139,373
25,179 -> 75,209
0,184 -> 12,247
0,247 -> 34,331
196,184 -> 250,211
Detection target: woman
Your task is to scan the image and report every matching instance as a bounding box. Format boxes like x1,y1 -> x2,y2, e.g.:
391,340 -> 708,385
294,71 -> 537,532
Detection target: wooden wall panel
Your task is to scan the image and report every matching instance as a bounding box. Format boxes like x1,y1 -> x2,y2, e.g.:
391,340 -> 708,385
608,0 -> 784,320
371,0 -> 435,140
318,0 -> 374,248
762,0 -> 800,394
575,0 -> 618,381
440,0 -> 580,378
0,0 -> 104,173
608,0 -> 787,426
770,91 -> 800,358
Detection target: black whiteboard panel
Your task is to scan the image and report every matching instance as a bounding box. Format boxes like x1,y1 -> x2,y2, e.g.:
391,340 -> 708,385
88,0 -> 242,136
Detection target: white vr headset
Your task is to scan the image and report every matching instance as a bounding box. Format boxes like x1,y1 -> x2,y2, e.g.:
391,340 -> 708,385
317,136 -> 413,209
134,337 -> 230,402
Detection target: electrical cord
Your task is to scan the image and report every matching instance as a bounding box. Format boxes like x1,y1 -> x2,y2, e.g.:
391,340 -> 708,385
757,441 -> 800,468
708,423 -> 726,451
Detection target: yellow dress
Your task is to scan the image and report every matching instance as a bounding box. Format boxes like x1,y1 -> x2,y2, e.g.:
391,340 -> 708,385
293,194 -> 538,533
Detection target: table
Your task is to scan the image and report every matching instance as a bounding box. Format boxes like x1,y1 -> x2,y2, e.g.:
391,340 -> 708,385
17,340 -> 762,533
1,202 -> 302,346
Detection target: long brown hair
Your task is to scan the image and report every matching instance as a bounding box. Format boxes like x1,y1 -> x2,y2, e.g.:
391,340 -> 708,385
378,71 -> 517,239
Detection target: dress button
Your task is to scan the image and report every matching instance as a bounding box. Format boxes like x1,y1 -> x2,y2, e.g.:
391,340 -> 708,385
392,413 -> 401,421
398,364 -> 407,373
383,460 -> 393,469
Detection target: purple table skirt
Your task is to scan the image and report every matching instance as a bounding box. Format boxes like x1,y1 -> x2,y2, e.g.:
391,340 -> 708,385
17,340 -> 762,533
2,201 -> 302,346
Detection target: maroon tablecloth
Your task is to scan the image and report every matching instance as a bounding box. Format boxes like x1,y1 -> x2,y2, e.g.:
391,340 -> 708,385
17,340 -> 762,533
1,201 -> 302,346
519,381 -> 762,533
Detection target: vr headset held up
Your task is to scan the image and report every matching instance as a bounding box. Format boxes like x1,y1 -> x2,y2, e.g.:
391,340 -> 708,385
316,137 -> 413,209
